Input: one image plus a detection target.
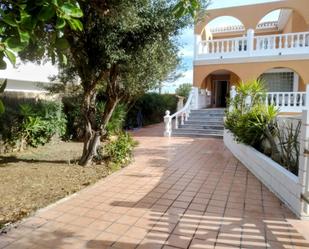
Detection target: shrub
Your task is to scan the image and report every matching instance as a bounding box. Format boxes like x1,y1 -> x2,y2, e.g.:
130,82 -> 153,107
225,104 -> 278,148
175,83 -> 192,99
62,95 -> 84,140
0,98 -> 66,150
225,79 -> 300,175
274,120 -> 301,175
97,102 -> 127,135
126,93 -> 177,128
98,132 -> 137,166
62,95 -> 127,140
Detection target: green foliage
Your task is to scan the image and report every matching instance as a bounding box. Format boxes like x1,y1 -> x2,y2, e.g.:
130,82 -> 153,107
106,104 -> 127,135
225,104 -> 278,147
226,79 -> 300,175
126,93 -> 178,128
0,79 -> 6,114
175,83 -> 192,99
173,0 -> 210,18
100,132 -> 137,166
274,120 -> 301,176
62,95 -> 84,140
0,0 -> 83,67
226,80 -> 278,147
62,95 -> 127,140
231,79 -> 267,114
0,99 -> 66,149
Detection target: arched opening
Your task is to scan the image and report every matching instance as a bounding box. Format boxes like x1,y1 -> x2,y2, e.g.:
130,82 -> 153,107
258,67 -> 304,92
201,16 -> 245,41
256,8 -> 307,34
202,69 -> 241,108
258,67 -> 305,109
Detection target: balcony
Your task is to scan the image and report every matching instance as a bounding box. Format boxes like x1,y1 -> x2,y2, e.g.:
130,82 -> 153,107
194,31 -> 309,64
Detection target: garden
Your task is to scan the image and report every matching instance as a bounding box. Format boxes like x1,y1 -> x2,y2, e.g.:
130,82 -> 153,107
225,80 -> 301,175
0,91 -> 181,228
0,0 -> 204,230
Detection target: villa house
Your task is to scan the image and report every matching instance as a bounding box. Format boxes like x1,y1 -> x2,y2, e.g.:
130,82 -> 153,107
164,0 -> 309,137
194,0 -> 309,109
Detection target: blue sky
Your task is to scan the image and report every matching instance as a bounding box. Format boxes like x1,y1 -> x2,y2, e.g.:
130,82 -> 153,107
1,0 -> 280,86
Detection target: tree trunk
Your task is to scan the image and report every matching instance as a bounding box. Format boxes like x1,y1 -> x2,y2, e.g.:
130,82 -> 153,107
79,96 -> 119,166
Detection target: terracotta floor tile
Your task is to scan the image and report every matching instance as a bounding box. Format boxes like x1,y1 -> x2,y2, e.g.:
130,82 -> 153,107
3,124 -> 309,249
105,223 -> 131,235
166,234 -> 192,248
189,238 -> 215,249
94,231 -> 121,245
124,226 -> 148,239
113,235 -> 142,249
69,216 -> 95,227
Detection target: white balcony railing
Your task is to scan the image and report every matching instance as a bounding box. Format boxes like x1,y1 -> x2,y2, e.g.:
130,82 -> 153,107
195,31 -> 309,60
230,85 -> 309,113
211,21 -> 278,34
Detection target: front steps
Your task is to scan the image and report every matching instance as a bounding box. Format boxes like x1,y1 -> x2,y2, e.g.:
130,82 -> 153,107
172,108 -> 225,138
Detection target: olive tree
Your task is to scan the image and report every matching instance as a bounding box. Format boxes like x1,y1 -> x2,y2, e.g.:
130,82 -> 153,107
52,1 -> 187,165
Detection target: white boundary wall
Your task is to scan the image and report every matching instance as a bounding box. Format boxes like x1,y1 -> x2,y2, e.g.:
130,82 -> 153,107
224,130 -> 303,217
225,109 -> 309,219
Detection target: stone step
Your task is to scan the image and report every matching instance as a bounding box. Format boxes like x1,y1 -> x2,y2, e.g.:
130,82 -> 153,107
190,109 -> 225,114
173,133 -> 223,138
179,124 -> 224,130
186,118 -> 224,123
189,113 -> 225,118
171,109 -> 225,138
172,129 -> 223,138
173,128 -> 224,135
184,119 -> 224,125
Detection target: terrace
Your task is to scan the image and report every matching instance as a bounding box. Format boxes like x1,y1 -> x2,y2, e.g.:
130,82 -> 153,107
194,7 -> 309,64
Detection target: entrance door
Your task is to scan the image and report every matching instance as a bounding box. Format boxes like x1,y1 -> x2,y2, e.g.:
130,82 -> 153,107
214,81 -> 228,107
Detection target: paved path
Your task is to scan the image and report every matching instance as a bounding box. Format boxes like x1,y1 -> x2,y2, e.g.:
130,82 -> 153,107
1,124 -> 309,249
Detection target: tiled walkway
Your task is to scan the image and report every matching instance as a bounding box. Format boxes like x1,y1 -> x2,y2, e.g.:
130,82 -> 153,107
1,124 -> 309,249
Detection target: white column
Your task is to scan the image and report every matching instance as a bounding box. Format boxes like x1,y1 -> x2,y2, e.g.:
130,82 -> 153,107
194,35 -> 202,59
229,86 -> 237,112
164,110 -> 172,137
192,87 -> 199,110
247,29 -> 255,55
299,110 -> 309,217
306,84 -> 309,108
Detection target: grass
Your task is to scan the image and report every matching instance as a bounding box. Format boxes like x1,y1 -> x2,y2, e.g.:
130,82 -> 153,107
0,141 -> 121,228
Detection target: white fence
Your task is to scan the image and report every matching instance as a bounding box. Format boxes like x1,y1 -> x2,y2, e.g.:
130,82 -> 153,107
230,85 -> 309,113
196,31 -> 309,60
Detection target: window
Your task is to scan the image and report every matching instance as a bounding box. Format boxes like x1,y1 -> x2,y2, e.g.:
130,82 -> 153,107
259,72 -> 294,92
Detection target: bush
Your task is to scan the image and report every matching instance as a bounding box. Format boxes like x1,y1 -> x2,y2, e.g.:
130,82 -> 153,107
126,93 -> 177,128
62,96 -> 127,140
62,95 -> 84,140
0,98 -> 66,151
98,132 -> 137,166
225,79 -> 300,175
225,104 -> 278,148
175,83 -> 192,99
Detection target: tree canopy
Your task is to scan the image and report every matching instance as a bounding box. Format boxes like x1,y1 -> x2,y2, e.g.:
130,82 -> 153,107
0,0 -> 83,68
45,0 -> 188,165
0,0 -> 211,165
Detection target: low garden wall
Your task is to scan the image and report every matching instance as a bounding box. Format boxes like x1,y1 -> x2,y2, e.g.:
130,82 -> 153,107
224,130 -> 302,217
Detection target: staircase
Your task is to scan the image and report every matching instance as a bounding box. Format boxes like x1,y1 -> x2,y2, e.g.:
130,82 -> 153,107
172,108 -> 225,137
